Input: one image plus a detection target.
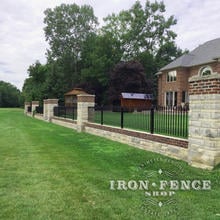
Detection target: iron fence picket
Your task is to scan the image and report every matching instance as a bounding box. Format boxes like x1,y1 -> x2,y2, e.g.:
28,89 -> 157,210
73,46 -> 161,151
92,105 -> 188,139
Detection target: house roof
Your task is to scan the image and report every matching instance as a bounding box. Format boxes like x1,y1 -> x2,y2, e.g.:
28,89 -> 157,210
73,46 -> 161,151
64,88 -> 88,96
121,93 -> 153,100
160,38 -> 220,71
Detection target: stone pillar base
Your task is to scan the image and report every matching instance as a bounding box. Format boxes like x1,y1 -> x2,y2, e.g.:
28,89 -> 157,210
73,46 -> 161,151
24,102 -> 31,114
77,94 -> 95,132
188,74 -> 220,169
188,147 -> 220,170
43,99 -> 58,121
31,101 -> 39,117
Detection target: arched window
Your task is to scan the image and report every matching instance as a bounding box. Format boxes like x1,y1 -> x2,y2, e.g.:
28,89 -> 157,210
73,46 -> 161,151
199,66 -> 213,76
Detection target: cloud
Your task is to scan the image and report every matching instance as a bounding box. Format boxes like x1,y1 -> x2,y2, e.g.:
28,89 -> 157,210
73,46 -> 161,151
163,0 -> 220,50
0,0 -> 220,91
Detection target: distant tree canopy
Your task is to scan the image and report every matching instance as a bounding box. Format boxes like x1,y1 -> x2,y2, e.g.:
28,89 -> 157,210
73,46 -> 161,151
22,0 -> 186,105
0,81 -> 22,107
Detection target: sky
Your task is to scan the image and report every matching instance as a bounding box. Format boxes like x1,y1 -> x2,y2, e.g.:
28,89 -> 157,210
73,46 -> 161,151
1,0 -> 220,90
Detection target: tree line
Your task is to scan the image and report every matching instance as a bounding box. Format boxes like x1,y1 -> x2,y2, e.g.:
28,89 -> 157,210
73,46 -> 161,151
0,81 -> 23,107
22,1 -> 186,105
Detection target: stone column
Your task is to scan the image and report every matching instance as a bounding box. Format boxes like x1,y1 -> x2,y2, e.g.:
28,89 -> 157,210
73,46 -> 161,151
188,73 -> 220,169
24,102 -> 31,114
31,101 -> 39,116
77,94 -> 95,132
43,99 -> 58,121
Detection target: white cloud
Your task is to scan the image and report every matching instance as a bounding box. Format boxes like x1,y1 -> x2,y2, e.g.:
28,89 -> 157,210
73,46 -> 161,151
0,0 -> 220,90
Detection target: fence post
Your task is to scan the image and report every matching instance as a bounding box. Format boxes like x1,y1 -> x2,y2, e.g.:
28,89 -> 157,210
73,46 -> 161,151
150,107 -> 154,134
101,105 -> 103,125
31,101 -> 39,117
121,107 -> 124,129
188,73 -> 220,169
77,94 -> 95,132
24,102 -> 31,114
72,107 -> 75,120
43,99 -> 58,121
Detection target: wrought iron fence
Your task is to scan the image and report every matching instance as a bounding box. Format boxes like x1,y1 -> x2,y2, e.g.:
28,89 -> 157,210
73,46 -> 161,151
27,106 -> 32,112
35,106 -> 43,114
90,105 -> 188,139
54,106 -> 77,120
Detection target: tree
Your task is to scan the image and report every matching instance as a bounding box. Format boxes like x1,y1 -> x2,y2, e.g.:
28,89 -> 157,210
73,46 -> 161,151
79,32 -> 123,104
44,3 -> 98,88
0,81 -> 22,107
23,1 -> 186,105
102,0 -> 177,59
22,61 -> 48,103
155,41 -> 187,69
108,61 -> 148,105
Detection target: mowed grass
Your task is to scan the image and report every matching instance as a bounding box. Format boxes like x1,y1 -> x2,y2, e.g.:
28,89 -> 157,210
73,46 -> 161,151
0,108 -> 219,219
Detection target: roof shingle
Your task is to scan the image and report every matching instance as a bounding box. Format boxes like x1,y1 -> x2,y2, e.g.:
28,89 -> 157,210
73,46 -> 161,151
160,38 -> 220,71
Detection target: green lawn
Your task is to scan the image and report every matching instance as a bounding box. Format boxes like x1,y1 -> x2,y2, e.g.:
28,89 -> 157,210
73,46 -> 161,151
0,109 -> 219,219
94,110 -> 188,138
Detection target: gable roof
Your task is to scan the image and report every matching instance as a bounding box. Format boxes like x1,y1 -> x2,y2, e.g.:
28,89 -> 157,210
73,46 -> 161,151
160,38 -> 220,71
65,88 -> 88,96
121,93 -> 153,100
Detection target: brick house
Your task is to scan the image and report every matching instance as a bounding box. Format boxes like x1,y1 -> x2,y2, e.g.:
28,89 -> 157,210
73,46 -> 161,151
157,38 -> 220,107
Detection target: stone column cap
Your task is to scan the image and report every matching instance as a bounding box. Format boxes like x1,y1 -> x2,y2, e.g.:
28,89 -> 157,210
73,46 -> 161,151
32,101 -> 39,105
44,99 -> 59,104
77,94 -> 95,103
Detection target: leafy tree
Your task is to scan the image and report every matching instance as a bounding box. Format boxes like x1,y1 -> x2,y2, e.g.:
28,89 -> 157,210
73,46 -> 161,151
22,61 -> 48,103
44,3 -> 98,88
23,1 -> 186,105
102,0 -> 177,59
79,32 -> 123,104
155,41 -> 187,69
0,81 -> 22,107
108,61 -> 148,105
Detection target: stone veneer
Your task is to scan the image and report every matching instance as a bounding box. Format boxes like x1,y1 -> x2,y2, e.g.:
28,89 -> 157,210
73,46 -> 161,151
85,123 -> 188,161
188,73 -> 220,169
77,94 -> 95,132
24,101 -> 31,114
31,101 -> 39,116
43,99 -> 58,121
51,117 -> 78,130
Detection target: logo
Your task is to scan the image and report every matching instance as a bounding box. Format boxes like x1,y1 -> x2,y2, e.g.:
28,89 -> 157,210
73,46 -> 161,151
109,158 -> 212,217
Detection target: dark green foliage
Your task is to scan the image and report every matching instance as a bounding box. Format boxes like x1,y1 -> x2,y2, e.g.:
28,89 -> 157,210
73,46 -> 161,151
22,61 -> 48,103
44,3 -> 98,91
23,1 -> 186,105
108,61 -> 148,104
0,81 -> 22,107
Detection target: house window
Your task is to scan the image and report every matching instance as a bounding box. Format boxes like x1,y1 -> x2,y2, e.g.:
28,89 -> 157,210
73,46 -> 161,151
167,70 -> 177,82
199,66 -> 212,76
182,91 -> 189,103
165,91 -> 177,107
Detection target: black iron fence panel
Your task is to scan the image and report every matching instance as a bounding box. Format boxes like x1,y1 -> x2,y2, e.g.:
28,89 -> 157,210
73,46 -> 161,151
27,106 -> 32,112
90,105 -> 188,139
153,106 -> 188,138
35,106 -> 43,114
54,106 -> 77,120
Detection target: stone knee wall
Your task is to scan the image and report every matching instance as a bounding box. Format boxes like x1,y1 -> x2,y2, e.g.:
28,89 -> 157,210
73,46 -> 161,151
85,123 -> 188,162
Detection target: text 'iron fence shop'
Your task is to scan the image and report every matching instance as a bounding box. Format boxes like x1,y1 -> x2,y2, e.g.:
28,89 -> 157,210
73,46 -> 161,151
54,106 -> 77,120
90,106 -> 188,139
